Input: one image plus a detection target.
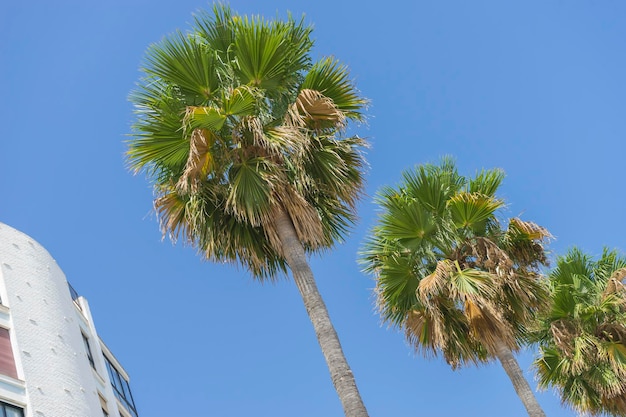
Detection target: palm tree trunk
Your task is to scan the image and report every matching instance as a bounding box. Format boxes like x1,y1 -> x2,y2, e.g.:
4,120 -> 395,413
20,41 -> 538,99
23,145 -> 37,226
274,209 -> 369,417
493,340 -> 545,417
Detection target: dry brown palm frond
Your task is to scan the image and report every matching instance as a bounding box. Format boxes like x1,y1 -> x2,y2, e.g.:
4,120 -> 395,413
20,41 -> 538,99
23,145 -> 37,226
597,323 -> 626,344
570,335 -> 602,375
604,276 -> 626,300
586,347 -> 626,399
602,277 -> 626,317
206,226 -> 270,277
405,309 -> 444,358
281,190 -> 325,248
268,183 -> 326,252
237,116 -> 265,148
261,214 -> 283,259
601,391 -> 626,416
182,106 -> 197,134
418,260 -> 454,304
182,106 -> 196,133
234,245 -> 267,277
155,188 -> 193,243
509,218 -> 553,241
286,89 -> 346,131
505,218 -> 551,269
550,319 -> 579,355
613,268 -> 626,283
264,125 -> 310,157
470,237 -> 513,274
464,298 -> 516,353
498,271 -> 549,325
177,128 -> 216,193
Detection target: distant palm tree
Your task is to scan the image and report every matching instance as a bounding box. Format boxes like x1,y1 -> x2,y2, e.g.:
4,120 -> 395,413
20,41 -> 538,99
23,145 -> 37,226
531,248 -> 626,416
360,159 -> 550,417
126,5 -> 369,416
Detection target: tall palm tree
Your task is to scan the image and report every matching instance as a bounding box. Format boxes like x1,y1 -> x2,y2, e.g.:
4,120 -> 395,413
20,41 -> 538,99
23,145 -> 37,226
531,248 -> 626,416
360,159 -> 550,417
126,5 -> 369,416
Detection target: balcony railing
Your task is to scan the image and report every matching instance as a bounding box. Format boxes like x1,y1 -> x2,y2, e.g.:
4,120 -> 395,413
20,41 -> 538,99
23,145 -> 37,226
67,282 -> 82,311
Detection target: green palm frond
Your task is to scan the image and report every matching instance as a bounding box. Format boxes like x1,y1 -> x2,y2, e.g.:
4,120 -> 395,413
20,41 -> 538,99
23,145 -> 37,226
400,161 -> 464,215
127,101 -> 189,177
193,4 -> 236,58
468,168 -> 505,197
226,157 -> 276,225
311,194 -> 354,246
377,260 -> 421,325
447,192 -> 504,232
302,57 -> 367,121
232,14 -> 312,92
222,85 -> 258,116
450,266 -> 497,300
144,31 -> 221,101
376,197 -> 437,250
303,138 -> 349,192
186,105 -> 227,131
325,135 -> 366,205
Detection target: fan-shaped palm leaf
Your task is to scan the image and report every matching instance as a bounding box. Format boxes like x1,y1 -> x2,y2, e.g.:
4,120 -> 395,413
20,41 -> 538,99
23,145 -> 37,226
447,192 -> 504,232
468,168 -> 505,197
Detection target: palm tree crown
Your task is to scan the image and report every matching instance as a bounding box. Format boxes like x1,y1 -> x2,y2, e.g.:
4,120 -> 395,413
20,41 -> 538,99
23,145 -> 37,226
532,248 -> 626,416
127,5 -> 369,416
360,159 -> 550,416
128,5 -> 366,278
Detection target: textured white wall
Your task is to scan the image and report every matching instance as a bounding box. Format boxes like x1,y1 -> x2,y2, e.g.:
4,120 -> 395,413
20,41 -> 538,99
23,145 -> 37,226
0,223 -> 102,417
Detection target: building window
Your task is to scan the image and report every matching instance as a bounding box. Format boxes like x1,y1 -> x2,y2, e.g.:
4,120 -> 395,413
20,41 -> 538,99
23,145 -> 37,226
0,401 -> 24,417
0,328 -> 18,379
99,393 -> 109,417
82,333 -> 95,369
104,355 -> 138,417
67,282 -> 82,311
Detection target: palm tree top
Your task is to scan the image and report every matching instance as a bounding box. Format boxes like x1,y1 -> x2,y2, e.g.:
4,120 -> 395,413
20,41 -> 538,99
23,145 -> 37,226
361,158 -> 551,367
127,4 -> 368,280
532,247 -> 626,416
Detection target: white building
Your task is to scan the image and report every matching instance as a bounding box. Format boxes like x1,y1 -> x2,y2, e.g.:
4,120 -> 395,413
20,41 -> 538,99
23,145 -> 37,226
0,223 -> 139,417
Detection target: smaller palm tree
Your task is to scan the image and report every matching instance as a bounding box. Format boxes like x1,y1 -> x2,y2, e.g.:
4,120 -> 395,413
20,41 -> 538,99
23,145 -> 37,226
531,248 -> 626,416
360,159 -> 550,417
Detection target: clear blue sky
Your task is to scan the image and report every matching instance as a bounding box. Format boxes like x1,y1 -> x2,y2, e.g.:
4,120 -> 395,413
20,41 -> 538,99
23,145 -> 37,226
2,1 -> 625,416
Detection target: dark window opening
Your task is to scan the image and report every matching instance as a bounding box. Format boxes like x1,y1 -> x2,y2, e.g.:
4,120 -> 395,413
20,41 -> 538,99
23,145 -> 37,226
0,401 -> 24,417
104,356 -> 138,417
82,333 -> 95,369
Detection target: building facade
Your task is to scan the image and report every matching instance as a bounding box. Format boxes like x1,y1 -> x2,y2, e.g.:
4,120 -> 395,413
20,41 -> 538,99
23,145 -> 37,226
0,223 -> 139,417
